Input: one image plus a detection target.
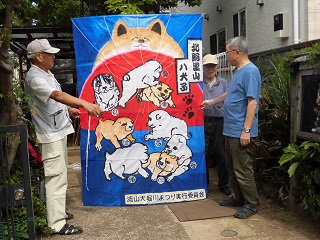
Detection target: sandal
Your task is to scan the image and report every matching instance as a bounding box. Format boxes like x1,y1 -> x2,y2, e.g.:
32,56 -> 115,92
58,223 -> 83,235
234,206 -> 257,219
219,196 -> 244,206
65,212 -> 74,220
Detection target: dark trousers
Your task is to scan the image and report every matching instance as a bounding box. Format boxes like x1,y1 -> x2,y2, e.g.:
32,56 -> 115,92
204,119 -> 228,188
225,136 -> 259,208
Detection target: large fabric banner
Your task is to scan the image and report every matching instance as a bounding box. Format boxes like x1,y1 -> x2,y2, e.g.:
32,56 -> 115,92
72,14 -> 207,206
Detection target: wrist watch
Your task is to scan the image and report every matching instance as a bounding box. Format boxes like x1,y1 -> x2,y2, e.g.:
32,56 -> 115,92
243,128 -> 250,133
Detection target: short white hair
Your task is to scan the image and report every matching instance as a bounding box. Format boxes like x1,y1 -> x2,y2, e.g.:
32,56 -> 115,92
27,53 -> 36,62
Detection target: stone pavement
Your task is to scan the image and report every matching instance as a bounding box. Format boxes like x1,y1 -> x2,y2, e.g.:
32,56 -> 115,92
42,147 -> 320,240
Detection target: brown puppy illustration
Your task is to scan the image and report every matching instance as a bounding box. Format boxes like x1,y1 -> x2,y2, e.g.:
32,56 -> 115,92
136,82 -> 175,107
94,19 -> 184,68
142,152 -> 179,181
95,117 -> 135,150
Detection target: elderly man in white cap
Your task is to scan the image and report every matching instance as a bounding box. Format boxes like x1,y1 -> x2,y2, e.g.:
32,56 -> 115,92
24,39 -> 103,235
201,54 -> 230,196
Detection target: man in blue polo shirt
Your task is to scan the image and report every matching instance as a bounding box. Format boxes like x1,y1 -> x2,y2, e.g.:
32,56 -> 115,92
202,36 -> 261,219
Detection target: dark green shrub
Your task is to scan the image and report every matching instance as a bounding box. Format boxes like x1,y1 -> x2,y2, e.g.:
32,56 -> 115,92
279,141 -> 320,220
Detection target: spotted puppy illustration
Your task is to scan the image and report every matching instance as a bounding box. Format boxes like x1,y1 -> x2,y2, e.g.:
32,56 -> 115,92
95,117 -> 135,150
136,82 -> 175,107
142,152 -> 179,181
117,60 -> 162,108
104,143 -> 149,180
144,110 -> 190,141
94,19 -> 184,67
92,73 -> 120,111
163,134 -> 193,182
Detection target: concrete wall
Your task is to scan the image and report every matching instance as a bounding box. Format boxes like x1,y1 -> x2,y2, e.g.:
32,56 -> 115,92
307,0 -> 320,41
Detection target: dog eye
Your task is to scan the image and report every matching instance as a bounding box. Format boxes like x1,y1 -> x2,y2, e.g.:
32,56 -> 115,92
157,87 -> 162,91
173,146 -> 178,150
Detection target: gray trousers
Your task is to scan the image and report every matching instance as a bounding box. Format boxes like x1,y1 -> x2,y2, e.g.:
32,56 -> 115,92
225,136 -> 259,209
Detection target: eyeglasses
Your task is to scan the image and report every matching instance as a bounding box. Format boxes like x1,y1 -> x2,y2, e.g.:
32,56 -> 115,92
225,49 -> 238,54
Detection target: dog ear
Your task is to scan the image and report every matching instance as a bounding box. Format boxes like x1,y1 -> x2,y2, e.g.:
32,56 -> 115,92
148,19 -> 166,36
114,20 -> 129,37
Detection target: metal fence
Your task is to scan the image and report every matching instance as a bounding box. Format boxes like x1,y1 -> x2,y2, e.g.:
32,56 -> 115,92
216,52 -> 234,82
0,124 -> 36,240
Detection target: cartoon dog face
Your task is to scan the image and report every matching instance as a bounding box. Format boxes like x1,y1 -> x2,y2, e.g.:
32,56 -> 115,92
92,73 -> 120,111
164,134 -> 187,154
156,152 -> 179,174
136,82 -> 175,107
162,134 -> 193,182
151,82 -> 173,101
94,19 -> 184,68
143,152 -> 179,181
163,134 -> 192,164
95,117 -> 135,150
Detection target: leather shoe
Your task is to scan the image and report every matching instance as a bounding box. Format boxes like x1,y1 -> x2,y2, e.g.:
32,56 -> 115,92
58,223 -> 83,235
219,187 -> 231,195
65,212 -> 74,220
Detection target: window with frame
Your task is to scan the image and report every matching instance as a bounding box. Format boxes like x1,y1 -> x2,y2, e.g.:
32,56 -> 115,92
233,9 -> 246,37
217,29 -> 226,53
210,34 -> 217,54
210,29 -> 226,54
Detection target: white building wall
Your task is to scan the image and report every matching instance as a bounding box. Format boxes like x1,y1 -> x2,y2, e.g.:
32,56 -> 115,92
307,0 -> 320,40
173,0 -> 319,54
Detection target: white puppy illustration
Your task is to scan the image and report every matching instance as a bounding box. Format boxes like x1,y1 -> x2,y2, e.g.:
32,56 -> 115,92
104,143 -> 149,180
118,60 -> 162,108
144,110 -> 190,141
162,134 -> 192,182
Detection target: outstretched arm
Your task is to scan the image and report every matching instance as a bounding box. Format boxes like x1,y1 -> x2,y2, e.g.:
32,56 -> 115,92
201,92 -> 227,109
50,90 -> 103,116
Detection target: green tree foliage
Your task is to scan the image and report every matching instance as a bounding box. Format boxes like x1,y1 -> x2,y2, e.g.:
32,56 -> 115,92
1,0 -> 203,27
104,0 -> 202,14
9,0 -> 84,26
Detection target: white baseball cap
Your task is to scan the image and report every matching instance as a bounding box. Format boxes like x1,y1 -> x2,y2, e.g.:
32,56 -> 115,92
27,39 -> 60,54
203,54 -> 218,65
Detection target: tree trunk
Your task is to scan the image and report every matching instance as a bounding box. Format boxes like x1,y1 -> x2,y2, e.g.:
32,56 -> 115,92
0,0 -> 22,170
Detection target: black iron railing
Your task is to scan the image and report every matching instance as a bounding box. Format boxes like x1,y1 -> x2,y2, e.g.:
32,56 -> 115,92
0,124 -> 36,240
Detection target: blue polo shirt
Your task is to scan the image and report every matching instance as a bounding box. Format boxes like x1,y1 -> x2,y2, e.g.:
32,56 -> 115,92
223,62 -> 261,138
